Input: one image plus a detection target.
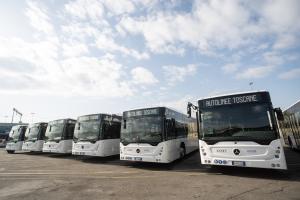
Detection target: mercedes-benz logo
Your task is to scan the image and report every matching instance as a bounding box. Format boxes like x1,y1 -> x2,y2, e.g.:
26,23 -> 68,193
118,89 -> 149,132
233,149 -> 240,155
136,149 -> 140,153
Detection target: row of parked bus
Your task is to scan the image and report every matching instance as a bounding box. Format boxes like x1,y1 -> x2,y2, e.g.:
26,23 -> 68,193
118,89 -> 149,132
5,91 -> 299,170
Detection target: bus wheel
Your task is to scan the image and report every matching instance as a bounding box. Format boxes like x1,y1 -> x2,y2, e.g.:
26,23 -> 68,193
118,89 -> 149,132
179,145 -> 186,158
7,150 -> 15,154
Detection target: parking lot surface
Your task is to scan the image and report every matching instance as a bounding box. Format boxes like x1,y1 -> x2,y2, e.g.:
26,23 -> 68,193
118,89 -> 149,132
0,148 -> 299,200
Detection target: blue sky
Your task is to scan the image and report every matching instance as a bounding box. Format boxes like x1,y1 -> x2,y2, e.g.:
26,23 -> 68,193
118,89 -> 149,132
0,0 -> 299,122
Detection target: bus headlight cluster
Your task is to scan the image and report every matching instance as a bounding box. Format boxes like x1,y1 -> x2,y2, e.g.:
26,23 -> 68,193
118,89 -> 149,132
159,147 -> 163,155
271,163 -> 281,168
214,159 -> 227,165
201,149 -> 206,156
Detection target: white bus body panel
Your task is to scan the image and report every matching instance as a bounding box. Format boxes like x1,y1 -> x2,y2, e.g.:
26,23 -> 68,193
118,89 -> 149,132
6,141 -> 23,151
199,139 -> 287,169
120,138 -> 198,163
72,139 -> 119,157
43,140 -> 72,154
22,140 -> 44,152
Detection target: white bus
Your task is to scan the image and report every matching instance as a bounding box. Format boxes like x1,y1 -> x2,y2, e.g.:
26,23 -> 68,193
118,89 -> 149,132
187,91 -> 287,169
279,100 -> 300,150
43,119 -> 76,154
120,107 -> 198,163
22,122 -> 48,152
5,125 -> 28,153
72,114 -> 121,157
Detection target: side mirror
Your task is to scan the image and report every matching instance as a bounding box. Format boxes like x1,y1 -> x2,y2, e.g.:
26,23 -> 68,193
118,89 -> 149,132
187,103 -> 192,118
274,108 -> 284,121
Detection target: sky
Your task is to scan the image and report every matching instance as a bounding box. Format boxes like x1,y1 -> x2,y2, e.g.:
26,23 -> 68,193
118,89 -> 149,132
0,0 -> 299,123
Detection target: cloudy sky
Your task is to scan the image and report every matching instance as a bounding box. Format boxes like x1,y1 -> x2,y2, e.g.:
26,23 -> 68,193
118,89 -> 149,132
0,0 -> 299,122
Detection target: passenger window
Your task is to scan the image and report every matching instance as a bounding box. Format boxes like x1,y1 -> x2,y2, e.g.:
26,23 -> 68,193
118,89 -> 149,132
102,122 -> 121,139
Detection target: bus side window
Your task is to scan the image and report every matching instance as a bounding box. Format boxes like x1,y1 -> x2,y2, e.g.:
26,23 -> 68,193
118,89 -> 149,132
103,121 -> 120,139
67,124 -> 75,139
166,119 -> 176,140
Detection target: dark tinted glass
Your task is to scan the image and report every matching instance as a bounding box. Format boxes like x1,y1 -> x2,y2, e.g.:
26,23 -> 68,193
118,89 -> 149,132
201,103 -> 278,142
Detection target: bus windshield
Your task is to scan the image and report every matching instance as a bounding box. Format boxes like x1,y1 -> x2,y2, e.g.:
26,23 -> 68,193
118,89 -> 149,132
74,121 -> 100,142
121,116 -> 162,145
25,126 -> 40,141
201,103 -> 278,144
45,123 -> 65,141
8,127 -> 21,142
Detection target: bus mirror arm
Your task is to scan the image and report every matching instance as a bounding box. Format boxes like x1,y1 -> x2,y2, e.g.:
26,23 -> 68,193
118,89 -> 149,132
187,102 -> 198,118
274,107 -> 284,121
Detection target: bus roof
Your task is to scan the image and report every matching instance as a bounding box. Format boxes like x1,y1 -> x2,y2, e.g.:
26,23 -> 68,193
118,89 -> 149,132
48,118 -> 76,124
284,100 -> 300,113
28,122 -> 48,127
77,113 -> 121,122
123,106 -> 191,118
197,90 -> 269,101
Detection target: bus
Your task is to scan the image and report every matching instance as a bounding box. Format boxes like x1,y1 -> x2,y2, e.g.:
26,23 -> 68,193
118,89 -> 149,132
5,125 -> 28,153
279,100 -> 300,150
72,114 -> 122,157
22,122 -> 48,152
120,107 -> 198,163
0,123 -> 26,147
43,119 -> 76,154
187,91 -> 287,169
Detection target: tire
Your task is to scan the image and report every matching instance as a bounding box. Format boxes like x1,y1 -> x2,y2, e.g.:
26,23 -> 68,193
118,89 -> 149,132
7,150 -> 15,154
179,145 -> 186,159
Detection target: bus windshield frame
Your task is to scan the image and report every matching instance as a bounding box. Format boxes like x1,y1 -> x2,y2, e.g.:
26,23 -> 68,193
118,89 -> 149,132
200,102 -> 279,145
25,126 -> 40,141
45,122 -> 65,142
121,115 -> 163,146
74,120 -> 101,142
8,126 -> 22,142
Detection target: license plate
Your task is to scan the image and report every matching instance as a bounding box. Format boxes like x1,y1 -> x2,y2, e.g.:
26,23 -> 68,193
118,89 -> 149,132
75,152 -> 85,155
134,157 -> 142,161
232,161 -> 246,166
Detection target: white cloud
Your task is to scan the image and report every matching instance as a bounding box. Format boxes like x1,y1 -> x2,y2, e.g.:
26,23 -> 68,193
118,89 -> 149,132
95,34 -> 149,60
102,0 -> 135,15
163,64 -> 197,86
62,41 -> 89,57
279,68 -> 300,80
25,1 -> 54,34
235,66 -> 274,79
222,63 -> 239,74
64,0 -> 104,21
118,0 -> 300,55
131,67 -> 158,85
61,56 -> 133,97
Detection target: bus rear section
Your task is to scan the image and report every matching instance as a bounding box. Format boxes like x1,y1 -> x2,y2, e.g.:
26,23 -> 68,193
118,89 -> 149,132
72,114 -> 121,157
120,107 -> 198,163
279,100 -> 300,150
6,125 -> 28,153
22,122 -> 48,152
43,119 -> 76,154
192,91 -> 287,169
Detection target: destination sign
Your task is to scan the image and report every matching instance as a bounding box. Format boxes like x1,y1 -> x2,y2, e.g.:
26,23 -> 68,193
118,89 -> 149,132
78,115 -> 100,121
199,92 -> 271,109
49,119 -> 65,125
103,115 -> 121,122
125,108 -> 159,117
